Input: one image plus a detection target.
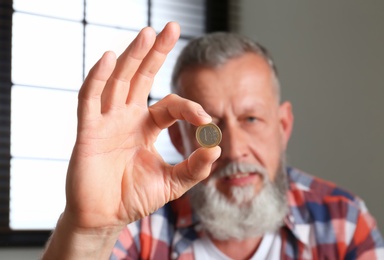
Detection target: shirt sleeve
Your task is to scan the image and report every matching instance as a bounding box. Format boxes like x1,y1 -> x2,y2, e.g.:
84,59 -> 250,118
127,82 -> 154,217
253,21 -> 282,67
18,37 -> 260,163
345,199 -> 384,259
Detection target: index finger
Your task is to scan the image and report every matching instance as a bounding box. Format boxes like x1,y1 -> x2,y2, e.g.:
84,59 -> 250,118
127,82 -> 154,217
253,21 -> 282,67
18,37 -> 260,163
148,94 -> 212,131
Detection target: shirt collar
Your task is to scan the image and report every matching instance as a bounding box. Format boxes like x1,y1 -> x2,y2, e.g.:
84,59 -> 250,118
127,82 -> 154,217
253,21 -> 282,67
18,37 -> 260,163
171,194 -> 196,228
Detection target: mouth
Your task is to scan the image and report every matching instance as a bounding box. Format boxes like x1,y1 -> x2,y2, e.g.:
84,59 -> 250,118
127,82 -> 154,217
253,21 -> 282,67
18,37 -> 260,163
222,172 -> 261,186
225,172 -> 254,180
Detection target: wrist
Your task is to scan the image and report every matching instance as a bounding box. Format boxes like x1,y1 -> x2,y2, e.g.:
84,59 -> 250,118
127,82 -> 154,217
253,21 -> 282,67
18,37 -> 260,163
42,212 -> 123,260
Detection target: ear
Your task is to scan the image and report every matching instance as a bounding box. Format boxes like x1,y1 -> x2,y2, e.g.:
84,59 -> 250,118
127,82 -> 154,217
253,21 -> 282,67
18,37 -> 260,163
168,122 -> 185,156
278,101 -> 294,150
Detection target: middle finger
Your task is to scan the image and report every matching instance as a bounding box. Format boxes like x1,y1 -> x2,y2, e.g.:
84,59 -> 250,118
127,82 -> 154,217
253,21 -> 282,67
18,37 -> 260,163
100,27 -> 156,113
126,22 -> 180,106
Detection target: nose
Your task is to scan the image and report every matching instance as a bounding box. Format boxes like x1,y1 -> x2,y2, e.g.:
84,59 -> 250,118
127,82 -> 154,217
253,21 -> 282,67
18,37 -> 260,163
219,122 -> 249,162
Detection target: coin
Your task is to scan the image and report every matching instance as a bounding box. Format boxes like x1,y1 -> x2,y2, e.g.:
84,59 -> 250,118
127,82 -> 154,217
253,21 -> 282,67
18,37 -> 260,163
196,123 -> 222,148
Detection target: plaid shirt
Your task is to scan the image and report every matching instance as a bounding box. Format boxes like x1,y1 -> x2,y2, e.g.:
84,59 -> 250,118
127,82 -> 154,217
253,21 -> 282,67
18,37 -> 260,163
110,167 -> 384,259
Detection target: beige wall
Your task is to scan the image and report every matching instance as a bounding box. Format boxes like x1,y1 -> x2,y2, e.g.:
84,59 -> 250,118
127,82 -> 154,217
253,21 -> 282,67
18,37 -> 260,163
231,0 -> 384,234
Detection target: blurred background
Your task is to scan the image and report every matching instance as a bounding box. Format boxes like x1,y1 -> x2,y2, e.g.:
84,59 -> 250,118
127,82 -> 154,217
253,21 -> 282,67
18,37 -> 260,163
0,0 -> 383,258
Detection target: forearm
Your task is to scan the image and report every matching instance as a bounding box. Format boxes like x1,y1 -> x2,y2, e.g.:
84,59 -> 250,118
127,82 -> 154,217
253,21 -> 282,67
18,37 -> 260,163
42,213 -> 122,260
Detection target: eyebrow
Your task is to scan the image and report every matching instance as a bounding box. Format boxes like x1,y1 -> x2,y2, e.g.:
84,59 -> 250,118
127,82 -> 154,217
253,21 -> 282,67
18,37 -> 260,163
241,100 -> 269,115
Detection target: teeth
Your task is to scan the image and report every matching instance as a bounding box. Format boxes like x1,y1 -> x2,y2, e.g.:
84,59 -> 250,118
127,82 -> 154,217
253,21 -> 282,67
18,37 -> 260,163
227,172 -> 250,179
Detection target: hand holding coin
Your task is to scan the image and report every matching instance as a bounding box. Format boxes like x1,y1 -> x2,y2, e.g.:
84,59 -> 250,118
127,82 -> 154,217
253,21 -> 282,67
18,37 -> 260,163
196,123 -> 222,148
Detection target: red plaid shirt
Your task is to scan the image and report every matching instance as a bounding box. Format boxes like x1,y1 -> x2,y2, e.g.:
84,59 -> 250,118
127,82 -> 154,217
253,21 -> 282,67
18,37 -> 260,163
111,168 -> 384,259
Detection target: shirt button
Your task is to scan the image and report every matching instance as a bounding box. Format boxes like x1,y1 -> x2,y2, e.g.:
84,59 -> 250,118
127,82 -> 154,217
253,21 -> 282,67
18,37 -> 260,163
171,252 -> 179,259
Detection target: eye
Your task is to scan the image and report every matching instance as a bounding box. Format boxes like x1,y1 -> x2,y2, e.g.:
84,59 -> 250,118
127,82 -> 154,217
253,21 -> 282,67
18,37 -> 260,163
246,116 -> 258,123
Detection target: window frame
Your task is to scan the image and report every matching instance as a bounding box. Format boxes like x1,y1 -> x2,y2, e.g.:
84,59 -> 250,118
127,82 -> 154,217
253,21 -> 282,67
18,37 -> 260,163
0,0 -> 228,246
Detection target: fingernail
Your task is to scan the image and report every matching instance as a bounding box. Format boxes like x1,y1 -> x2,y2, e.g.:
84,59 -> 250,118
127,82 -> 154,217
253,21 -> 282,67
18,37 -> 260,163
209,146 -> 222,164
197,109 -> 211,119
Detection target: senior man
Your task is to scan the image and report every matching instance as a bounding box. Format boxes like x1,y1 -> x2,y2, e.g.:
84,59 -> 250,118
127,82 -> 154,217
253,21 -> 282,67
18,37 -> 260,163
42,22 -> 383,260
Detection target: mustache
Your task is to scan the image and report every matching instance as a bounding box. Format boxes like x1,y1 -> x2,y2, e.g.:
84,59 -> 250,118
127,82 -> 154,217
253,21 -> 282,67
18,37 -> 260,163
213,162 -> 268,179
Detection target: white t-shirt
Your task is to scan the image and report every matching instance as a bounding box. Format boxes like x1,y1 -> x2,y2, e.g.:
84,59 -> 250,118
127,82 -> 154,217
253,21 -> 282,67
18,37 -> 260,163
192,231 -> 281,260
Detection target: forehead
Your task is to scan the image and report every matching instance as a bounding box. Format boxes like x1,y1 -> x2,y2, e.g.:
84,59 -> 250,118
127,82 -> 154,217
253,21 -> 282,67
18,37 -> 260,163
177,53 -> 278,107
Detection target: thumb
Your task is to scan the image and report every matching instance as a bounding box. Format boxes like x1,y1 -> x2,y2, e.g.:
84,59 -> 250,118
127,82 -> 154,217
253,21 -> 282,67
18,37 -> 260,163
169,146 -> 221,200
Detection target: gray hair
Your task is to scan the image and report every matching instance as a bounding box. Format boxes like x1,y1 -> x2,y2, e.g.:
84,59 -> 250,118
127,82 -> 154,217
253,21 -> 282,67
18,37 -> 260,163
171,32 -> 281,100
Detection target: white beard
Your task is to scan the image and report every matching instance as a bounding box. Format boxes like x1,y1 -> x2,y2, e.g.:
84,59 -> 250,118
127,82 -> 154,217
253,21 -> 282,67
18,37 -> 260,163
188,159 -> 288,240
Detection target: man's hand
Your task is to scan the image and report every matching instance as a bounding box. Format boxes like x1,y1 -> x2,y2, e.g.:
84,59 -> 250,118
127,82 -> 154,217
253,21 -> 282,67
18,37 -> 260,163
42,22 -> 221,259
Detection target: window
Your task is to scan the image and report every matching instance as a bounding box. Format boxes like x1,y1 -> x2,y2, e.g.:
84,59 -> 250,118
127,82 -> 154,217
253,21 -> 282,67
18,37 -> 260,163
0,0 -> 228,246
